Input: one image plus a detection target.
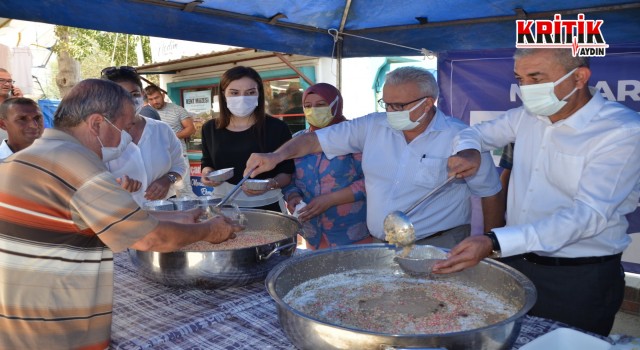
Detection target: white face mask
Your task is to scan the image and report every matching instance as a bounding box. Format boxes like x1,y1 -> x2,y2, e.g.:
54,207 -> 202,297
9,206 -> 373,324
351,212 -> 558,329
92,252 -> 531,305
520,68 -> 578,116
98,118 -> 133,162
226,95 -> 259,117
386,98 -> 427,131
133,97 -> 144,115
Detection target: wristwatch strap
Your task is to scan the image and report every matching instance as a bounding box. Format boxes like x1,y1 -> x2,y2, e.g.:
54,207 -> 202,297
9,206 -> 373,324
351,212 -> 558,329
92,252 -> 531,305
484,231 -> 502,258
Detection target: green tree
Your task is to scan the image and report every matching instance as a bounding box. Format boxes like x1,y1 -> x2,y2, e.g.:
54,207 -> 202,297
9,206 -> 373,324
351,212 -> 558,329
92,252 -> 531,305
51,26 -> 153,96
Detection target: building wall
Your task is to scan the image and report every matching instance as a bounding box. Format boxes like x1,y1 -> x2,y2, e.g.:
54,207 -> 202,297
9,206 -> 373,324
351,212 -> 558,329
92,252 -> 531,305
149,37 -> 437,120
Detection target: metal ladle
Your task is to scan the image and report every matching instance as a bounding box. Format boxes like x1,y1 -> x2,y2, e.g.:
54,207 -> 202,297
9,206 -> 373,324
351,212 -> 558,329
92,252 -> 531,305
206,167 -> 256,218
216,167 -> 256,207
383,175 -> 457,247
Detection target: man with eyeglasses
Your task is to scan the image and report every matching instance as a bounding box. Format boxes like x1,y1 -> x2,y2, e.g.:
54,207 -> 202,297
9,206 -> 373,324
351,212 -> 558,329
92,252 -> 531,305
0,68 -> 24,141
0,68 -> 22,104
246,66 -> 504,249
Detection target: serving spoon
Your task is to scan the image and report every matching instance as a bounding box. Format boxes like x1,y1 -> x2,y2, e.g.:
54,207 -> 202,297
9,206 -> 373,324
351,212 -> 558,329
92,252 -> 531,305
215,167 -> 256,209
383,175 -> 457,248
204,167 -> 256,220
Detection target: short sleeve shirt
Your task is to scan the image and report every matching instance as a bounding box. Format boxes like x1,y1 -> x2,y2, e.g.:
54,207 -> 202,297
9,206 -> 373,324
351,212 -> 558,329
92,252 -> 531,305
316,110 -> 501,239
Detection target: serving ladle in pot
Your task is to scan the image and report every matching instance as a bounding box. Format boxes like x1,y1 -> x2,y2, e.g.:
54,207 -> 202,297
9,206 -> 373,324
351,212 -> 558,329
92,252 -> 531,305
383,175 -> 457,247
216,167 -> 256,208
205,167 -> 256,220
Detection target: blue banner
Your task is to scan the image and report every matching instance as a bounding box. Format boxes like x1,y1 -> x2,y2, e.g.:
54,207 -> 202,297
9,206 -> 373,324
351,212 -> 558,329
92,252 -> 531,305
37,99 -> 60,129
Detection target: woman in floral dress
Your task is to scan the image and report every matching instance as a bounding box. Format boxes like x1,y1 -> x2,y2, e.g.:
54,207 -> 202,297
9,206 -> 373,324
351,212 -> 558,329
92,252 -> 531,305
283,83 -> 371,249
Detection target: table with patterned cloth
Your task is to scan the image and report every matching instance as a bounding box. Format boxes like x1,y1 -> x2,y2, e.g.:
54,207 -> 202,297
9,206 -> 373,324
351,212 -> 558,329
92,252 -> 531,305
110,251 -> 608,350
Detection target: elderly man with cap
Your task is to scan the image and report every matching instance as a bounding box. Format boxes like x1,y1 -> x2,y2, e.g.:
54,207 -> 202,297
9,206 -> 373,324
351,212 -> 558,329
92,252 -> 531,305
247,67 -> 504,249
0,79 -> 243,349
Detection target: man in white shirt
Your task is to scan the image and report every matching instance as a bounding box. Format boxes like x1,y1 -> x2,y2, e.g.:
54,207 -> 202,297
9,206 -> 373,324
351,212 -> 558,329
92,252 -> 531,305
246,66 -> 504,248
435,48 -> 640,336
0,97 -> 44,160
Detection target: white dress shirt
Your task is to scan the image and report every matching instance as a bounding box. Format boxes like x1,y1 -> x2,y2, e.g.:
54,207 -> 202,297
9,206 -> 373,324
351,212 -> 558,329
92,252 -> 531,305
107,117 -> 187,205
317,110 -> 501,239
0,140 -> 13,160
453,91 -> 640,258
107,143 -> 148,205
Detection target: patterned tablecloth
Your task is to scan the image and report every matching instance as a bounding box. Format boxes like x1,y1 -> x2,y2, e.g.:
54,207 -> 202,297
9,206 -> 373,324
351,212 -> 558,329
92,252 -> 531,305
110,252 -> 607,350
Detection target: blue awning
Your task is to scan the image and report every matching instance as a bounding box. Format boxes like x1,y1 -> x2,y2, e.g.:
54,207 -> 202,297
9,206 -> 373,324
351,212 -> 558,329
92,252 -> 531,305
0,1 -> 638,58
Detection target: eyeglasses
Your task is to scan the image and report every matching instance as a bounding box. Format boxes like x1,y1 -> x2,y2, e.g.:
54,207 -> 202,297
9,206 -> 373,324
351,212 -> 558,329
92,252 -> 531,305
0,79 -> 15,85
378,95 -> 430,111
101,66 -> 137,78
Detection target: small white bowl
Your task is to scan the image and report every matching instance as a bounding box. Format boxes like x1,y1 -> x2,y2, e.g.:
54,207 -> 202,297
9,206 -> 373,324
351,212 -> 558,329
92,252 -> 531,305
243,179 -> 271,191
205,168 -> 234,182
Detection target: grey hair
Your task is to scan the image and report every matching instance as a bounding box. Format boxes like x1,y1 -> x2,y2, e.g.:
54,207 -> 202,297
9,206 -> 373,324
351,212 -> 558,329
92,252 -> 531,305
513,48 -> 590,71
0,97 -> 41,120
385,66 -> 439,99
54,79 -> 133,128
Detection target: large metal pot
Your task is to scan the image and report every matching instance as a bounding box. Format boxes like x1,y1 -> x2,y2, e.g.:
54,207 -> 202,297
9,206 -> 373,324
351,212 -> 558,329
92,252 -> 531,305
266,244 -> 536,350
128,208 -> 300,288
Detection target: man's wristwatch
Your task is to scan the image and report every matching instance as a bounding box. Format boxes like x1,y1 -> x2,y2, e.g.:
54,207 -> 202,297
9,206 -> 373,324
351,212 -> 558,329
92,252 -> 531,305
167,173 -> 177,184
484,231 -> 502,259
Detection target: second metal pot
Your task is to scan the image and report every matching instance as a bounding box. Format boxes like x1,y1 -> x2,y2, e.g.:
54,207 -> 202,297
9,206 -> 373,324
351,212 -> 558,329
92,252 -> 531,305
129,208 -> 300,288
266,244 -> 537,350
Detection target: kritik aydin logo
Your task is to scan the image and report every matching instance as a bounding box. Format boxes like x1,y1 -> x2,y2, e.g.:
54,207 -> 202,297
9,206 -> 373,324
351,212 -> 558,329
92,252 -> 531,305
516,14 -> 608,57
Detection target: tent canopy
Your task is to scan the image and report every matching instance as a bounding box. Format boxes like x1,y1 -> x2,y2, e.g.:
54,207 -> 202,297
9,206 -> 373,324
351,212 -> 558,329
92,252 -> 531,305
0,0 -> 639,58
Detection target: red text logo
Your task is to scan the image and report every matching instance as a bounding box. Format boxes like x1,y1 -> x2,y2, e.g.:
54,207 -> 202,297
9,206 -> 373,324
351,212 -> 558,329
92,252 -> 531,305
516,14 -> 608,57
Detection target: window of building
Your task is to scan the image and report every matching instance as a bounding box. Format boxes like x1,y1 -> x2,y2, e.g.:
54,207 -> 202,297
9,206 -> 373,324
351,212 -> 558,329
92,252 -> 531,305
264,77 -> 306,134
180,85 -> 219,151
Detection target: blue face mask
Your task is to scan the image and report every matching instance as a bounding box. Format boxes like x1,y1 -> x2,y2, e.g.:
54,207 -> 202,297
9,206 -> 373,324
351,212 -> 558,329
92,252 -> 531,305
386,98 -> 427,130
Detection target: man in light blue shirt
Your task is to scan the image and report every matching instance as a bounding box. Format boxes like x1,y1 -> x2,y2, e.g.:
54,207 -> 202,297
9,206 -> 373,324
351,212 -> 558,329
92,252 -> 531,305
246,67 -> 503,248
436,48 -> 640,336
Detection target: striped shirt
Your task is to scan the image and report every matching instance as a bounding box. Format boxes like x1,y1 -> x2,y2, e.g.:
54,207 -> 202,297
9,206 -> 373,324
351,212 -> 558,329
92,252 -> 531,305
156,102 -> 189,134
0,129 -> 158,349
156,103 -> 191,150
